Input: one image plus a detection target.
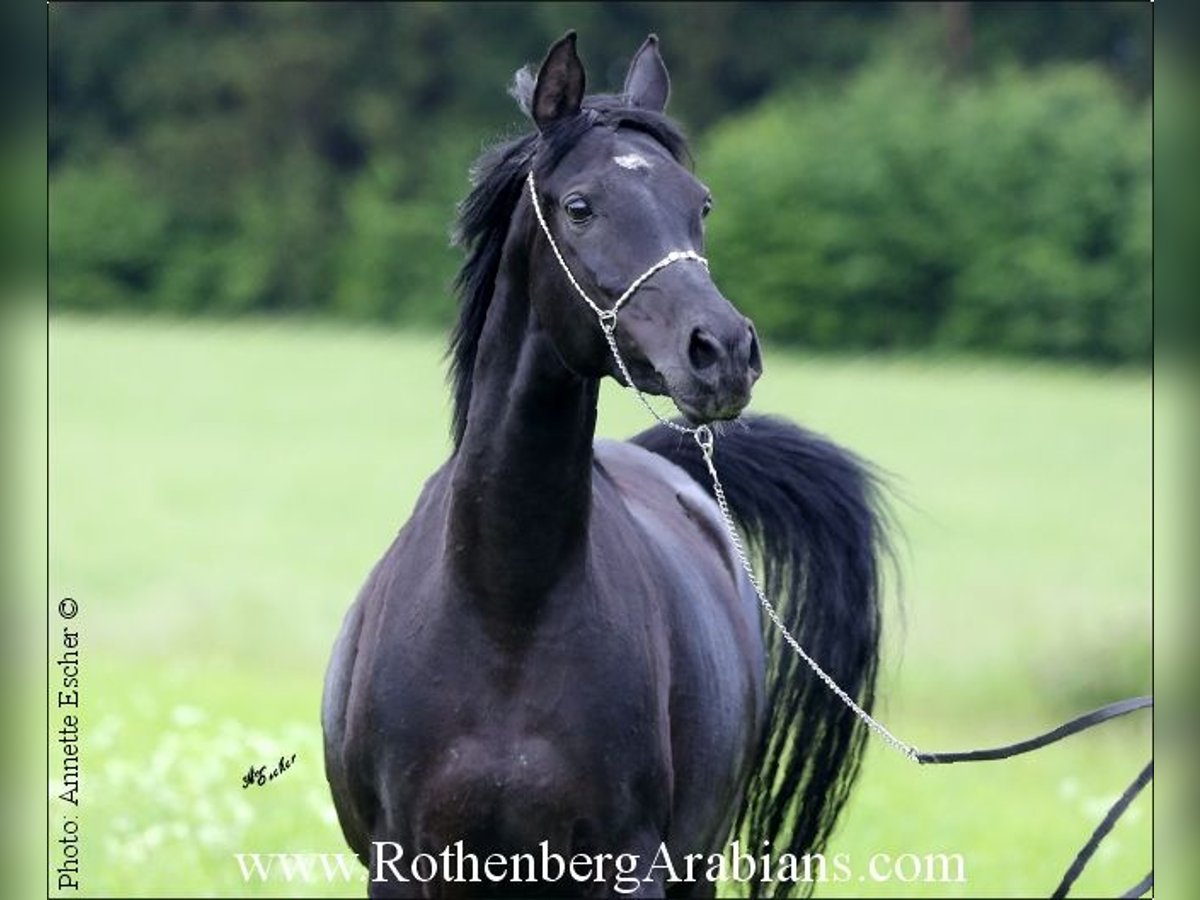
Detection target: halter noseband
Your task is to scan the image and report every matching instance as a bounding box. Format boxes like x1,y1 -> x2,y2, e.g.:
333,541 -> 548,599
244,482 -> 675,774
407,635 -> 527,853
525,172 -> 708,332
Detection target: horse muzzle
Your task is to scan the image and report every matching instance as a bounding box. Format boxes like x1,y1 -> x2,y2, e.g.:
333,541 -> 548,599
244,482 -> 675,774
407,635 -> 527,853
667,315 -> 762,422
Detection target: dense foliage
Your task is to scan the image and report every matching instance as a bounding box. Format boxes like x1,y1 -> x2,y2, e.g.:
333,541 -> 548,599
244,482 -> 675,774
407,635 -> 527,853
703,61 -> 1151,360
49,2 -> 1150,361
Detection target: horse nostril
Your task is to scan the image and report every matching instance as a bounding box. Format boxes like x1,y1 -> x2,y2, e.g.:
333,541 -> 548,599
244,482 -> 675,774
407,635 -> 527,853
747,326 -> 763,377
688,328 -> 722,372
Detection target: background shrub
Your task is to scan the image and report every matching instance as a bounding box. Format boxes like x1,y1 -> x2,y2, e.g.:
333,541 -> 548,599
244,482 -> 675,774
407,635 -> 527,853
702,61 -> 1150,361
49,3 -> 1151,362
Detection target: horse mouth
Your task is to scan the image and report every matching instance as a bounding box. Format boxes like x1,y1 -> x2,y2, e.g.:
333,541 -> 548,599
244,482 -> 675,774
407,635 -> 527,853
619,357 -> 750,424
672,393 -> 748,424
672,396 -> 709,424
661,369 -> 751,424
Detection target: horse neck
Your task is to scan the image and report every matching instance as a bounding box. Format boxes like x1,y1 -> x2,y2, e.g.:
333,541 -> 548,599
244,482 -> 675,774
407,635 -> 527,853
447,220 -> 599,605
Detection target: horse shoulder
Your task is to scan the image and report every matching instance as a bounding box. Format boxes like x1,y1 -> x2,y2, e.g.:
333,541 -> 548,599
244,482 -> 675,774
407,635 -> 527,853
592,436 -> 762,686
594,438 -> 765,854
593,438 -> 739,581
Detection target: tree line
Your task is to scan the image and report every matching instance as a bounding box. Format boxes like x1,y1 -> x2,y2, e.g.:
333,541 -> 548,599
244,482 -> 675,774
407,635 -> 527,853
50,2 -> 1150,361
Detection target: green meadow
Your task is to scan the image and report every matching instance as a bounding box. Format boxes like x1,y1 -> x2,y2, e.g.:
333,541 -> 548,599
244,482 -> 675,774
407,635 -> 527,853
47,314 -> 1151,897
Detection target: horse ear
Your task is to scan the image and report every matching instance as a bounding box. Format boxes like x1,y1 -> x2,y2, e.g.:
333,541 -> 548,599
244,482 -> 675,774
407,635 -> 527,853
532,31 -> 586,130
623,34 -> 670,112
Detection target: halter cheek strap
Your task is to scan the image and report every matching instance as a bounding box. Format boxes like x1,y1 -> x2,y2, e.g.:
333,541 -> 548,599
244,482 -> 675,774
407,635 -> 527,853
525,172 -> 708,331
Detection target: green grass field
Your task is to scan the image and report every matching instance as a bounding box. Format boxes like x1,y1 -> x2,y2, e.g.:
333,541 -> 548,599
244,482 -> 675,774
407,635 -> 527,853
47,314 -> 1151,897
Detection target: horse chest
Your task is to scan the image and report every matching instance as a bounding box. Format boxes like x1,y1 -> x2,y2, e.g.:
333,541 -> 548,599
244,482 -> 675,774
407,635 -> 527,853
360,594 -> 673,855
373,586 -> 670,754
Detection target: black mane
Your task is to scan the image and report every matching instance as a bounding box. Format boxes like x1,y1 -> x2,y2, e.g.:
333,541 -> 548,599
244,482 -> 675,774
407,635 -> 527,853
447,73 -> 691,448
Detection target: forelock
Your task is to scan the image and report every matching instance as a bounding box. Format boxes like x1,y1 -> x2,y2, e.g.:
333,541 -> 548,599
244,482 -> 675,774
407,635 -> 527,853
508,66 -> 536,117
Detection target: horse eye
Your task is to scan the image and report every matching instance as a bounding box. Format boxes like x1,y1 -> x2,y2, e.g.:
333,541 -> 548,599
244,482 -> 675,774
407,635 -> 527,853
563,195 -> 593,224
702,196 -> 714,219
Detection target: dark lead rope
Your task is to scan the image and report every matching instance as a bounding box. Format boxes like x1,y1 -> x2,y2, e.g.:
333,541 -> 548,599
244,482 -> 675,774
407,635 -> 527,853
1052,761 -> 1153,898
915,695 -> 1152,765
1120,871 -> 1154,899
911,696 -> 1152,898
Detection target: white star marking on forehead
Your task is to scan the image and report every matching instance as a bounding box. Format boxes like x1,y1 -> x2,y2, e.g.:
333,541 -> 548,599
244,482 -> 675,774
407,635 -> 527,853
613,154 -> 652,171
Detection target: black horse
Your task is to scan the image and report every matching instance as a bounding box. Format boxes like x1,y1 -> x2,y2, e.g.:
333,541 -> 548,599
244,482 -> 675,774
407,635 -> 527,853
323,33 -> 888,899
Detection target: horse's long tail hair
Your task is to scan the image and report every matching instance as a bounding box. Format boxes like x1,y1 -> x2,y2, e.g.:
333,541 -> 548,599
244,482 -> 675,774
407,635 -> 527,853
632,413 -> 890,898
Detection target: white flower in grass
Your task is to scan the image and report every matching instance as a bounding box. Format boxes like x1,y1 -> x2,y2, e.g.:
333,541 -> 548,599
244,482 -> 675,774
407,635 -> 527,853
103,758 -> 134,785
170,705 -> 206,728
140,824 -> 166,849
306,787 -> 339,825
148,737 -> 180,781
230,795 -> 255,827
218,719 -> 248,744
284,722 -> 320,744
123,841 -> 148,865
193,796 -> 217,826
248,733 -> 278,759
154,782 -> 182,809
197,823 -> 226,848
93,715 -> 123,750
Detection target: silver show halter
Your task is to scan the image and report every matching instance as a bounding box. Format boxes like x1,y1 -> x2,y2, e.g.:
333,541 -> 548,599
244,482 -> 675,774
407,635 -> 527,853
526,171 -> 922,763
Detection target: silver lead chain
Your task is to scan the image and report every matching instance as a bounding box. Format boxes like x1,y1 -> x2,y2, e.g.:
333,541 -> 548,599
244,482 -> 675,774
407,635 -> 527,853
527,172 -> 921,763
696,438 -> 921,763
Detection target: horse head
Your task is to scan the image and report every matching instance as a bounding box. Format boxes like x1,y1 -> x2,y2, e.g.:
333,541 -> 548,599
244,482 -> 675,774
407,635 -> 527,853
523,32 -> 763,423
